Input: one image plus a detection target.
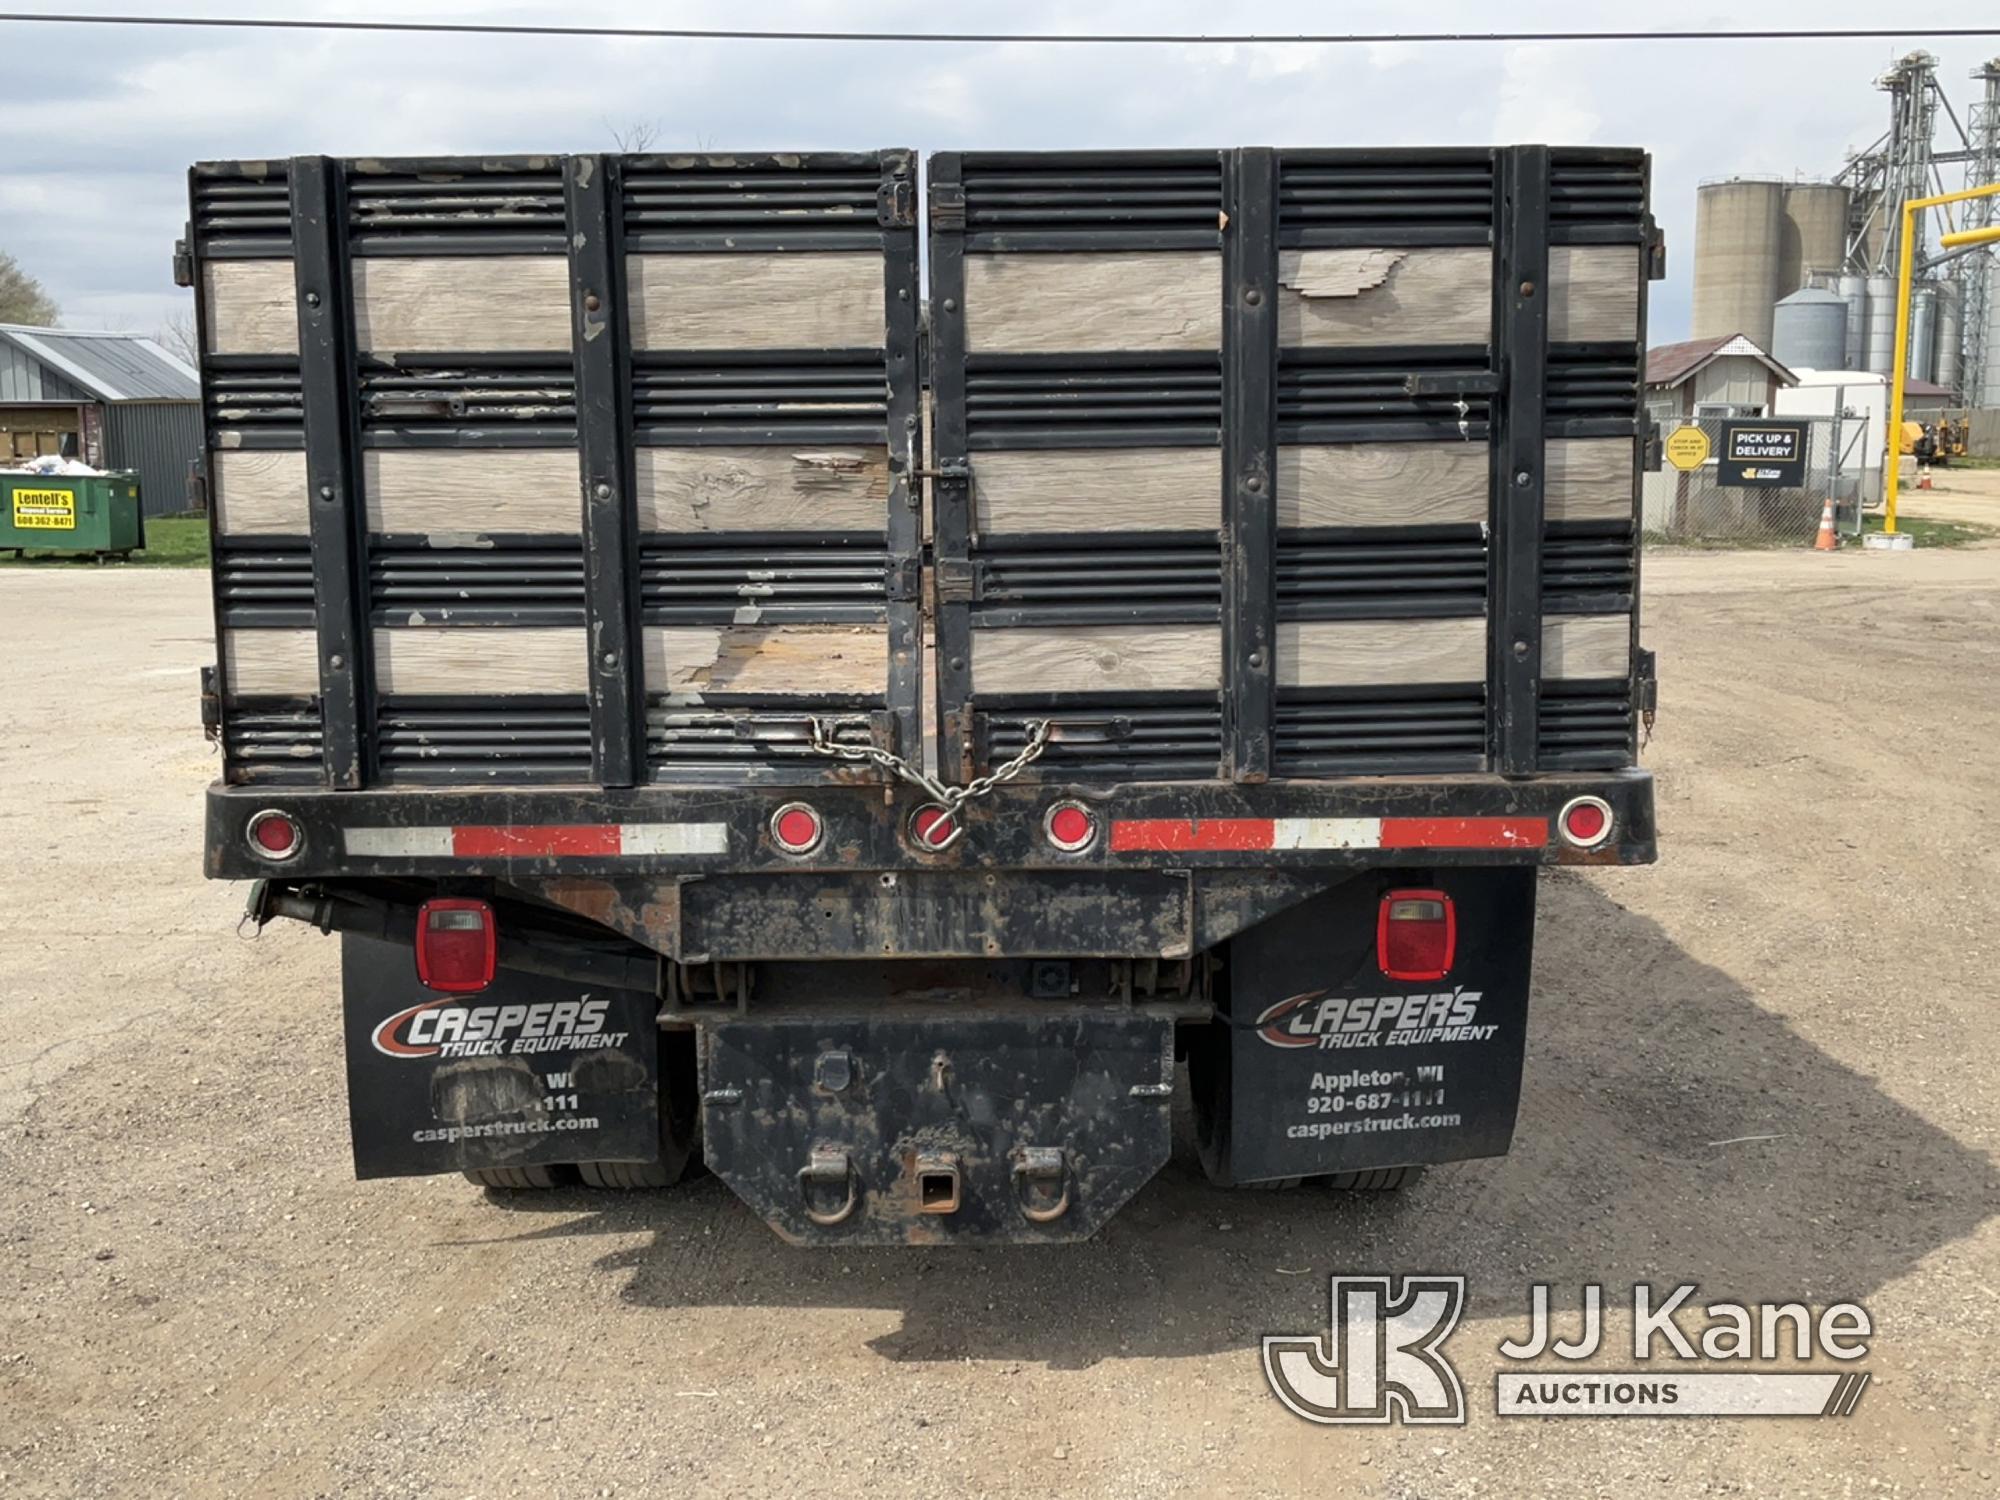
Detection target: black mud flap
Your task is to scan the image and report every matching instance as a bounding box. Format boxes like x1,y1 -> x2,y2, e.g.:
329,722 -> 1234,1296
340,934 -> 661,1179
1193,870 -> 1536,1184
698,1011 -> 1174,1244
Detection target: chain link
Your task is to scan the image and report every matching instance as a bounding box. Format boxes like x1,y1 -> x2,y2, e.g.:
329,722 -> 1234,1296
805,716 -> 1052,847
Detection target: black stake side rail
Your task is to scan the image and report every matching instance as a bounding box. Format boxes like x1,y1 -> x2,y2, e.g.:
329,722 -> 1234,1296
1492,145 -> 1550,776
205,768 -> 1654,881
1222,147 -> 1278,784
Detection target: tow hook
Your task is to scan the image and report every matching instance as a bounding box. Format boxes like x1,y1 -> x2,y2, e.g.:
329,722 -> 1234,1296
1012,1146 -> 1071,1223
799,1147 -> 859,1226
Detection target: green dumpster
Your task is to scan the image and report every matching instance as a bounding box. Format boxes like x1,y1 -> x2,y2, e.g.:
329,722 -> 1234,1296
0,471 -> 146,558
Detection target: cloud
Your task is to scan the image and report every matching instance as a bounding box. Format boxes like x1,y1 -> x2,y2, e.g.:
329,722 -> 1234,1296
0,0 -> 1987,343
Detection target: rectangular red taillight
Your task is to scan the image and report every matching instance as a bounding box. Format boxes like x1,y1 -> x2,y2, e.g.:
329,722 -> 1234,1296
1377,889 -> 1456,982
415,898 -> 497,993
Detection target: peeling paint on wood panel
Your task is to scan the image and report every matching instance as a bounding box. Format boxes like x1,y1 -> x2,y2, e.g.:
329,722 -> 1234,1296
372,627 -> 588,694
224,628 -> 318,694
970,626 -> 1221,695
352,257 -> 572,352
1546,437 -> 1635,522
203,260 -> 299,355
1277,443 -> 1489,528
213,449 -> 310,534
1278,618 -> 1487,688
972,448 -> 1220,533
1548,247 -> 1639,343
626,253 -> 884,351
1277,247 -> 1492,347
1541,614 -> 1629,680
362,448 -> 583,534
643,624 -> 887,696
635,447 -> 889,532
963,252 -> 1222,353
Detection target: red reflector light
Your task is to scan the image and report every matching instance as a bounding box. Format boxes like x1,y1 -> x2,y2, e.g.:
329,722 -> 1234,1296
1044,801 -> 1098,853
910,804 -> 959,851
1558,795 -> 1614,850
771,802 -> 824,856
1378,888 -> 1456,982
246,809 -> 301,861
416,898 -> 497,993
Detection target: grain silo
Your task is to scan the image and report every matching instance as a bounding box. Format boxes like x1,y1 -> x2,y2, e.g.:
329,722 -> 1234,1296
1693,179 -> 1786,343
1932,280 -> 1962,394
1835,273 -> 1870,367
1864,273 -> 1900,375
1909,282 -> 1939,383
1778,182 -> 1851,295
1771,287 -> 1848,370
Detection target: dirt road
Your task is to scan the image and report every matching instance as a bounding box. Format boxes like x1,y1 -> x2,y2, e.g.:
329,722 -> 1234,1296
2,527 -> 1997,1497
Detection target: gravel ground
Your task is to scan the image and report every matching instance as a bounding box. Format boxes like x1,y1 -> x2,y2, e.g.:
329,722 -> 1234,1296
2,485 -> 1998,1498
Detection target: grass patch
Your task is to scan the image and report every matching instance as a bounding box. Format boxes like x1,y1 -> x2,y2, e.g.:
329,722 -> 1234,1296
1861,514 -> 2000,548
0,514 -> 210,567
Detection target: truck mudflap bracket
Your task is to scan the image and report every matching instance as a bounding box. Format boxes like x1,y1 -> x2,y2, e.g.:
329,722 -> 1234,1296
696,1009 -> 1175,1244
1193,868 -> 1537,1185
340,933 -> 662,1179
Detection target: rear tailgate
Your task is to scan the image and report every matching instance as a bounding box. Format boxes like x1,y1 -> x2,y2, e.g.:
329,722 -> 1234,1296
195,151 -> 921,790
926,146 -> 1651,786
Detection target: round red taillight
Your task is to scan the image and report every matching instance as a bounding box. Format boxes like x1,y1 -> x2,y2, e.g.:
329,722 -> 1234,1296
771,802 -> 824,855
1558,796 -> 1614,849
246,809 -> 301,861
1044,801 -> 1097,853
909,804 -> 958,851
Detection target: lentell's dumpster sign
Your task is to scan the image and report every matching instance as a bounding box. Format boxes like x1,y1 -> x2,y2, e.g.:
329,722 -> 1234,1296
1719,422 -> 1807,488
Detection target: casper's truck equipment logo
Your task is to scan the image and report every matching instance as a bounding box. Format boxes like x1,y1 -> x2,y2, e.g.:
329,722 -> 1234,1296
370,996 -> 628,1060
1255,989 -> 1497,1050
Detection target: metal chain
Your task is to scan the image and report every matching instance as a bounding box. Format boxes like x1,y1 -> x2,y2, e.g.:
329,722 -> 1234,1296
806,716 -> 1052,845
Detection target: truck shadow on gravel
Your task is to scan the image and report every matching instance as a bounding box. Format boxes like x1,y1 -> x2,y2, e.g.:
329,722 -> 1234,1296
471,873 -> 1998,1368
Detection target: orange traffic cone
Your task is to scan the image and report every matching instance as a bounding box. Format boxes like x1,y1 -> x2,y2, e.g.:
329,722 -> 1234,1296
1917,463 -> 1933,490
1814,497 -> 1838,551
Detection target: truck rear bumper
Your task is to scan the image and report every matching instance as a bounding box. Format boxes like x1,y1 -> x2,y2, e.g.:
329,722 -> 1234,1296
206,769 -> 1655,882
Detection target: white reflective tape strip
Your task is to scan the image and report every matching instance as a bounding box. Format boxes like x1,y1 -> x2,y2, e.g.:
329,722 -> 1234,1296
1269,817 -> 1383,850
343,826 -> 456,857
619,822 -> 729,855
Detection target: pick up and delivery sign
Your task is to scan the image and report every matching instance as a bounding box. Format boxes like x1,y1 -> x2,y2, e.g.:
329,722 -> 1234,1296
1719,422 -> 1807,488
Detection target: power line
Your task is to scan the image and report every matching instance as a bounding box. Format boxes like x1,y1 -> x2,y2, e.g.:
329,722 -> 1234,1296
1,13 -> 1999,47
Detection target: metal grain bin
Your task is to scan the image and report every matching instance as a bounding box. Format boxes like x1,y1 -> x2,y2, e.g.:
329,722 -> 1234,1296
0,471 -> 145,556
1771,287 -> 1847,371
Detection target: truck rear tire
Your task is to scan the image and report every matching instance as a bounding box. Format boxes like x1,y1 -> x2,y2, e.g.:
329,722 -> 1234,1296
574,1029 -> 702,1191
463,1164 -> 571,1190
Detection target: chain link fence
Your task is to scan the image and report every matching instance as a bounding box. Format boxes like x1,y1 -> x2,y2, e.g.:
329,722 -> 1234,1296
1641,413 -> 1878,547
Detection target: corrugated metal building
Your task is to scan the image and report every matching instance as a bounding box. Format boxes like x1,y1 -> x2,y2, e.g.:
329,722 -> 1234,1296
0,325 -> 202,517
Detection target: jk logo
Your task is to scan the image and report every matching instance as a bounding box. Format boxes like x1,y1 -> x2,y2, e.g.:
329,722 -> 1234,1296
1263,1276 -> 1468,1425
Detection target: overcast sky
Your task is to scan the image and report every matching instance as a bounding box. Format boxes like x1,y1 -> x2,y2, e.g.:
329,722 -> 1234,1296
2,0 -> 1995,345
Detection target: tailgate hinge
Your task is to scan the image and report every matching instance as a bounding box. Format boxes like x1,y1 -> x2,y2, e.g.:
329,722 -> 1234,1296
1641,419 -> 1664,471
1636,648 -> 1658,745
1645,217 -> 1668,281
877,177 -> 916,229
172,230 -> 194,290
929,182 -> 966,233
887,556 -> 923,602
935,558 -> 977,604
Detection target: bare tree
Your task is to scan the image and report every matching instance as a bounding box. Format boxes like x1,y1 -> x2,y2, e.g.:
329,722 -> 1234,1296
609,120 -> 660,152
156,308 -> 200,365
0,252 -> 58,326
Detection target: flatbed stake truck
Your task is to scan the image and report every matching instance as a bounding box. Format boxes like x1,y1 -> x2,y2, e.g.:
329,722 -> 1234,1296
187,145 -> 1660,1244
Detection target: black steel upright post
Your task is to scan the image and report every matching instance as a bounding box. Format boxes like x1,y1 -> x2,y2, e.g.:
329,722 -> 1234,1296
926,153 -> 975,780
566,153 -> 645,788
1222,147 -> 1279,783
878,149 -> 925,766
288,155 -> 371,789
1492,146 -> 1551,775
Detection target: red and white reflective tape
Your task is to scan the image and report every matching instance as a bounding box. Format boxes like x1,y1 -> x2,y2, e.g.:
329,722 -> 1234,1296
1108,815 -> 1548,854
342,822 -> 728,858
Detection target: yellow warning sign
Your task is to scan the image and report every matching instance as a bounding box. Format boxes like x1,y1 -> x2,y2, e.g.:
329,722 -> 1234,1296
1664,425 -> 1712,471
12,487 -> 76,530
